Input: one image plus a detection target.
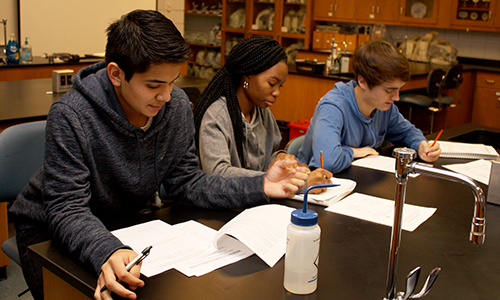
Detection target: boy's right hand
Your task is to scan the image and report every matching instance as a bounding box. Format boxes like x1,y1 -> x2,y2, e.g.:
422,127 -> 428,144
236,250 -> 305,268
95,249 -> 144,300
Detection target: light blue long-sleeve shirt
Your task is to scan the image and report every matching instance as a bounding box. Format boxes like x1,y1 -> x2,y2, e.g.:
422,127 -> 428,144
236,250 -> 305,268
297,80 -> 426,173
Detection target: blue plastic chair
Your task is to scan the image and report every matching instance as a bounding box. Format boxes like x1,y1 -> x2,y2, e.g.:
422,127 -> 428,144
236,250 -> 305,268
0,121 -> 46,271
284,134 -> 305,156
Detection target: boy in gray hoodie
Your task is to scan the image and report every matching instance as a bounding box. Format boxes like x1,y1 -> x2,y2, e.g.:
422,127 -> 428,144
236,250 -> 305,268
9,10 -> 308,300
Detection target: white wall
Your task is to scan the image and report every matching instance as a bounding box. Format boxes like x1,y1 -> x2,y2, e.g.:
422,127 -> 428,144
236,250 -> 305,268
0,0 -> 19,46
1,0 -> 185,56
19,0 -> 157,56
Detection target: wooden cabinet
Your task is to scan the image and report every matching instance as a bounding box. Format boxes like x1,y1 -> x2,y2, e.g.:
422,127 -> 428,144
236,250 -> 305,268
313,0 -> 355,21
269,72 -> 341,122
450,0 -> 496,29
495,0 -> 500,27
355,0 -> 399,22
399,0 -> 439,24
472,72 -> 500,129
220,0 -> 312,63
312,32 -> 357,52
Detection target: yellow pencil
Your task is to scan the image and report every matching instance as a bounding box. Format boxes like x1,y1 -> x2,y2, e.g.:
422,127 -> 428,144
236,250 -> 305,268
320,150 -> 324,169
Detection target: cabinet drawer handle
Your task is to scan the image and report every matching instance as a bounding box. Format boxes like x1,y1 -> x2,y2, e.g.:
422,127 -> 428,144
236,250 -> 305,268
330,4 -> 333,12
495,92 -> 500,96
486,79 -> 496,84
400,7 -> 403,15
335,4 -> 338,12
377,6 -> 380,14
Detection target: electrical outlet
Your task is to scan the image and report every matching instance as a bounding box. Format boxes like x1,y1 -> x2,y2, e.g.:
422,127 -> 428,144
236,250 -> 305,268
52,69 -> 74,93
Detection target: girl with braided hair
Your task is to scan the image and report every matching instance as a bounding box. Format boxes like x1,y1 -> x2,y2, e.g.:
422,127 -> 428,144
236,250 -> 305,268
194,35 -> 331,192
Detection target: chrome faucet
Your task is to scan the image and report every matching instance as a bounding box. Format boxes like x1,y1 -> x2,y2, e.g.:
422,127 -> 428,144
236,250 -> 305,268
385,147 -> 486,300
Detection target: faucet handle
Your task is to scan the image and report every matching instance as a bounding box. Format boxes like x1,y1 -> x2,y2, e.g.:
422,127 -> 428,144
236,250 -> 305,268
409,267 -> 441,299
402,266 -> 421,300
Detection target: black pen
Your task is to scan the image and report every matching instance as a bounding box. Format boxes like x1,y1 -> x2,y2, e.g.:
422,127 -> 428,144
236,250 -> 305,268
100,245 -> 152,293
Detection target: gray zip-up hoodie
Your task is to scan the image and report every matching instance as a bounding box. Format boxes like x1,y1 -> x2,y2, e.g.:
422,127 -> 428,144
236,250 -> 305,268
9,62 -> 268,274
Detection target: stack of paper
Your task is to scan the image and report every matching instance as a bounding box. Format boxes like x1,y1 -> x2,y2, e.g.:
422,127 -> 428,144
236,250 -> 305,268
111,204 -> 294,278
436,141 -> 499,160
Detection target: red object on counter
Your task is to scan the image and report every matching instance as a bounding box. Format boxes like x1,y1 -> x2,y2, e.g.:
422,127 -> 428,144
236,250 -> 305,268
287,119 -> 311,140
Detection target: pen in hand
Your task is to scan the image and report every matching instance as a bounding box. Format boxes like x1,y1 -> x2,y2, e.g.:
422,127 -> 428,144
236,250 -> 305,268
100,245 -> 152,293
430,129 -> 443,148
320,151 -> 328,180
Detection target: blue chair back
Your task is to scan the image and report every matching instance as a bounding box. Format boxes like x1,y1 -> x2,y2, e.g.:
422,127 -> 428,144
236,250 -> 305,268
0,121 -> 46,202
285,134 -> 305,156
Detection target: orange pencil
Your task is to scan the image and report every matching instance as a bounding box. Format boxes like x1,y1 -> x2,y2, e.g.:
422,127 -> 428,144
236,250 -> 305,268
320,151 -> 324,169
430,129 -> 443,148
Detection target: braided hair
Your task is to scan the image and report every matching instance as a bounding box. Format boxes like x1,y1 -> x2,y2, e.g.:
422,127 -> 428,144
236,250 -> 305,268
194,35 -> 287,167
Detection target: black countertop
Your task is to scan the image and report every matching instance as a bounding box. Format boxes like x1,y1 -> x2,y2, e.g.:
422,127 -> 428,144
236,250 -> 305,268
0,56 -> 102,68
289,56 -> 500,81
28,124 -> 500,300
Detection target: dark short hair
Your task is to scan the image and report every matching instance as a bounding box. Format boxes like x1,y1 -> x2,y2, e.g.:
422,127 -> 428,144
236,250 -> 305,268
352,40 -> 410,89
105,9 -> 191,81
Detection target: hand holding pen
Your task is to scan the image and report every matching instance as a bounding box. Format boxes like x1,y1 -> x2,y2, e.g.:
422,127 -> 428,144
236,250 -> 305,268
98,245 -> 152,297
306,151 -> 333,194
420,129 -> 443,162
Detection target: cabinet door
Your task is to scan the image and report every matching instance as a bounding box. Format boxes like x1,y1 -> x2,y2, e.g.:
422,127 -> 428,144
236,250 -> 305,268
312,31 -> 327,50
472,72 -> 500,128
334,0 -> 356,20
495,0 -> 500,28
313,0 -> 355,21
355,0 -> 399,21
313,0 -> 334,19
399,0 -> 438,24
450,0 -> 495,28
375,0 -> 400,21
355,0 -> 379,20
472,87 -> 500,128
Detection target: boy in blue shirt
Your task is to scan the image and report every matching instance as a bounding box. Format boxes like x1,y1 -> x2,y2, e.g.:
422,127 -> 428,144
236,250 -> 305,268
298,40 -> 441,173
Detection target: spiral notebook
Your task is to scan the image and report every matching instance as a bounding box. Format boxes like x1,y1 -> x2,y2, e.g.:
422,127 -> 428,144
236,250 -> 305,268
436,141 -> 499,160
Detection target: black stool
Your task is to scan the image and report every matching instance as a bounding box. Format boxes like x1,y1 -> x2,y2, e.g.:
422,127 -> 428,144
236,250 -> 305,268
400,64 -> 463,133
400,68 -> 445,134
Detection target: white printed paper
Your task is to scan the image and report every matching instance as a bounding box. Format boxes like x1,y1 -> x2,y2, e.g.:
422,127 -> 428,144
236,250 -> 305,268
443,159 -> 492,185
325,192 -> 436,232
352,155 -> 419,177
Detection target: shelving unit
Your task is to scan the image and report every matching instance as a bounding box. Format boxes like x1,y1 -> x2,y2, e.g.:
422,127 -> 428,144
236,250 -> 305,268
220,0 -> 312,65
184,0 -> 222,78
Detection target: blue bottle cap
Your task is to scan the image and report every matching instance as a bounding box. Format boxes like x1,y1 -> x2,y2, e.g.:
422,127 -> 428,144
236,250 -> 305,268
291,209 -> 318,226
